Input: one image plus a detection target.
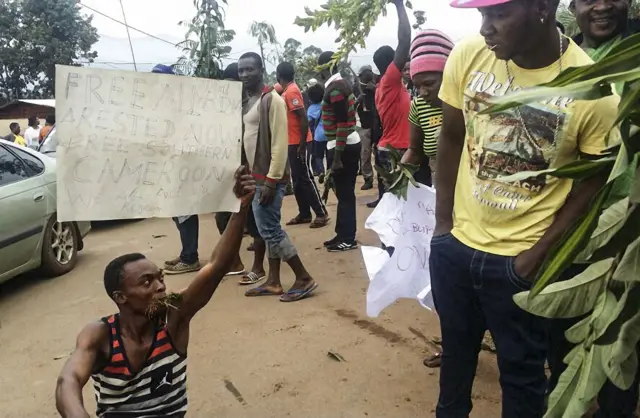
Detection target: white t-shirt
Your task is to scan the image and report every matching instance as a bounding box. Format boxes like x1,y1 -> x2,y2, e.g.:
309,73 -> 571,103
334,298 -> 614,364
24,126 -> 40,148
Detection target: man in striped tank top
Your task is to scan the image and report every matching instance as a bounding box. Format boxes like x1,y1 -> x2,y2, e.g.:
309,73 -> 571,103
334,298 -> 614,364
55,167 -> 257,418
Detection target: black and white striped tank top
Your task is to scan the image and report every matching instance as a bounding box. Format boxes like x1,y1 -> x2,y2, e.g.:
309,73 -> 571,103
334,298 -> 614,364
92,314 -> 188,418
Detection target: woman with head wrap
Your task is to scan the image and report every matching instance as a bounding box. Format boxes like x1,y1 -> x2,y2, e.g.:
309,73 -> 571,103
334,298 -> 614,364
400,29 -> 454,187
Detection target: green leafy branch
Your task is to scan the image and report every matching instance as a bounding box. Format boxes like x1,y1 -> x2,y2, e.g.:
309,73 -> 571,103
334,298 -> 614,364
294,0 -> 420,67
376,146 -> 420,200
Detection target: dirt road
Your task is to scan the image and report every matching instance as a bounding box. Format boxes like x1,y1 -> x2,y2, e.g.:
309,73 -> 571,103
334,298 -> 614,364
0,185 -> 502,417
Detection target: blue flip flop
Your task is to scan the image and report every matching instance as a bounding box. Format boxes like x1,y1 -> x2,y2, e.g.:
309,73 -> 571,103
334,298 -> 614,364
280,282 -> 319,303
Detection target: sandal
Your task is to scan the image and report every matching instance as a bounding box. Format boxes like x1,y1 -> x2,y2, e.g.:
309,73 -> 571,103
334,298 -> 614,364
286,215 -> 312,226
226,269 -> 246,277
239,272 -> 266,286
245,285 -> 284,297
423,352 -> 442,368
280,282 -> 318,302
310,217 -> 330,229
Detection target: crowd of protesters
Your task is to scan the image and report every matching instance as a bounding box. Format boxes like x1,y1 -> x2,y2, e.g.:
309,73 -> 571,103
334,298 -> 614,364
52,0 -> 640,417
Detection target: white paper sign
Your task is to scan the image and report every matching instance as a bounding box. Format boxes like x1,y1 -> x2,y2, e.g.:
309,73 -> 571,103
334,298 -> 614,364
362,184 -> 437,317
54,65 -> 243,221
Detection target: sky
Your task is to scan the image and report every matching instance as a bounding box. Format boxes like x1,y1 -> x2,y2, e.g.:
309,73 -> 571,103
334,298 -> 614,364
80,0 -> 483,73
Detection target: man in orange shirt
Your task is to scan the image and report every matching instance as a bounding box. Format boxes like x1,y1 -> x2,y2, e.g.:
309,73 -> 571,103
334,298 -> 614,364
277,62 -> 329,228
39,115 -> 55,144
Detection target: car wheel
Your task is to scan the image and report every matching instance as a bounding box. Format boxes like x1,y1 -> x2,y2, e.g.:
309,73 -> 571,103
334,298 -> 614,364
40,214 -> 79,277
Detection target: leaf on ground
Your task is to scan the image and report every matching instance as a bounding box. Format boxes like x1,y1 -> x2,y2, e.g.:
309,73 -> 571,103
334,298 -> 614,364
327,351 -> 346,362
515,258 -> 614,318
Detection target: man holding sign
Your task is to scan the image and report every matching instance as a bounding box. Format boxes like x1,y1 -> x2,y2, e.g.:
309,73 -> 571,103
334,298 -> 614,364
55,167 -> 255,418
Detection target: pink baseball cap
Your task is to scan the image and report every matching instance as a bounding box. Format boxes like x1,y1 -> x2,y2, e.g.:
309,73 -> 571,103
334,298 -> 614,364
450,0 -> 513,8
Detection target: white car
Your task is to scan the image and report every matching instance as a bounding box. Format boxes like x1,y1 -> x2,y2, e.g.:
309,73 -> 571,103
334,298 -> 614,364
0,139 -> 91,284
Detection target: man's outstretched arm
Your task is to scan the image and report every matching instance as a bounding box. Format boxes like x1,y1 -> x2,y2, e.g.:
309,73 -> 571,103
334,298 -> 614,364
392,0 -> 411,72
175,167 -> 256,321
56,322 -> 106,418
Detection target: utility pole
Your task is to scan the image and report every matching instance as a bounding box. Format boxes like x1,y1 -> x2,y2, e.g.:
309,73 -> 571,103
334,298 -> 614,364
119,0 -> 138,71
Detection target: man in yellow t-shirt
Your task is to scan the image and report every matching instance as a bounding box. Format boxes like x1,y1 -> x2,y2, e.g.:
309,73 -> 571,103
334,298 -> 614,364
431,0 -> 619,417
7,123 -> 26,146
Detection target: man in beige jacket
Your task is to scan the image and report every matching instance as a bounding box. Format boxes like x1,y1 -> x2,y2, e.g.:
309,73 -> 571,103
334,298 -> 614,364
238,52 -> 318,303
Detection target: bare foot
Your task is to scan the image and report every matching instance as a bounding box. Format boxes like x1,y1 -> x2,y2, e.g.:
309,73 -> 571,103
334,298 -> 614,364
245,283 -> 284,297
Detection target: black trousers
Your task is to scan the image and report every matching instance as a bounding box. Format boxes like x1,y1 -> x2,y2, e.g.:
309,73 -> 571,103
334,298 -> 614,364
328,142 -> 361,242
288,142 -> 327,219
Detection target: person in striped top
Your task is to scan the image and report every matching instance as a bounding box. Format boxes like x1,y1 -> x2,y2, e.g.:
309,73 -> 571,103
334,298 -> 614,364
401,29 -> 454,187
318,51 -> 361,252
55,168 -> 256,418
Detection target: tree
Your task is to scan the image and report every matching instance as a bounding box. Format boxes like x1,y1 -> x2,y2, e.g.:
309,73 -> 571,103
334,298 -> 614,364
0,0 -> 98,103
174,0 -> 235,79
413,10 -> 426,30
555,1 -> 580,37
249,21 -> 279,70
295,0 -> 424,66
483,34 -> 640,416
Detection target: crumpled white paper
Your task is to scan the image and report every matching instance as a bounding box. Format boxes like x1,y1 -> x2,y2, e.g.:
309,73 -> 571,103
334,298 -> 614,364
362,184 -> 437,317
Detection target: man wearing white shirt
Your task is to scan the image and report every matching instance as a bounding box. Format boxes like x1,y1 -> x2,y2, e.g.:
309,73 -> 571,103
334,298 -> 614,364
23,116 -> 40,149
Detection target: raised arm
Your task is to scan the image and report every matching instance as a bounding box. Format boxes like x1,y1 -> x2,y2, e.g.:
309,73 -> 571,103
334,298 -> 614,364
174,167 -> 256,322
56,322 -> 107,418
434,102 -> 465,236
392,0 -> 411,72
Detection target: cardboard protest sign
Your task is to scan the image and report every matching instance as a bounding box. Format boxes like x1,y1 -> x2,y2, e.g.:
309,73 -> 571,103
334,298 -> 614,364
54,65 -> 242,221
362,185 -> 437,317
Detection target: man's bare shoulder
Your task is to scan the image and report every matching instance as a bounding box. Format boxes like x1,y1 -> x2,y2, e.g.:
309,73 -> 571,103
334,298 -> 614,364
77,320 -> 110,349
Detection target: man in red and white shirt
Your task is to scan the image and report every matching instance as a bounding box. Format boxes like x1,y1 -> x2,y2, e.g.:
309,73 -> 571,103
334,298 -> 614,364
368,0 -> 411,208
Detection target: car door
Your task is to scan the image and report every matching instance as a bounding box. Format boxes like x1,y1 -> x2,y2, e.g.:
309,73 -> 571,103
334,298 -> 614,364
0,144 -> 49,278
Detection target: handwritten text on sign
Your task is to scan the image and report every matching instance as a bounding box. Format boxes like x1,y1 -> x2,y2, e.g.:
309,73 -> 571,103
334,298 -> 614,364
363,185 -> 437,317
54,65 -> 242,221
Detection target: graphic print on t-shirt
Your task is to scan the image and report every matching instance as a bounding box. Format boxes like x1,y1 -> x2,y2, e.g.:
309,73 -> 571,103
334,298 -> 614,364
463,71 -> 572,201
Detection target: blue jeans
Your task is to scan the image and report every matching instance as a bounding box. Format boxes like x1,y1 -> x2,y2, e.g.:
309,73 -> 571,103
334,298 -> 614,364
429,233 -> 547,418
172,215 -> 199,264
312,140 -> 327,176
252,183 -> 297,261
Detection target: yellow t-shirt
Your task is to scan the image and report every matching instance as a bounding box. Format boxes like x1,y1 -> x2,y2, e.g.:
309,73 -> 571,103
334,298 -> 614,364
14,135 -> 27,147
438,35 -> 619,256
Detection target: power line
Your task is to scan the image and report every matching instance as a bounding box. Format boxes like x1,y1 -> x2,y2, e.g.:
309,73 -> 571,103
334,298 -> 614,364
78,2 -> 177,47
118,0 -> 138,71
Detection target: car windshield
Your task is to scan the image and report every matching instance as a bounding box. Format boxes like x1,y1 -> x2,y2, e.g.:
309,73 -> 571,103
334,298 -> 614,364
38,126 -> 57,155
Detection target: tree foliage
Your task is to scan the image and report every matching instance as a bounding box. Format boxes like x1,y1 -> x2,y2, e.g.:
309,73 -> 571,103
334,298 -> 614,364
294,0 -> 424,65
280,37 -> 355,87
0,0 -> 98,103
174,0 -> 235,79
484,33 -> 640,416
249,20 -> 279,70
